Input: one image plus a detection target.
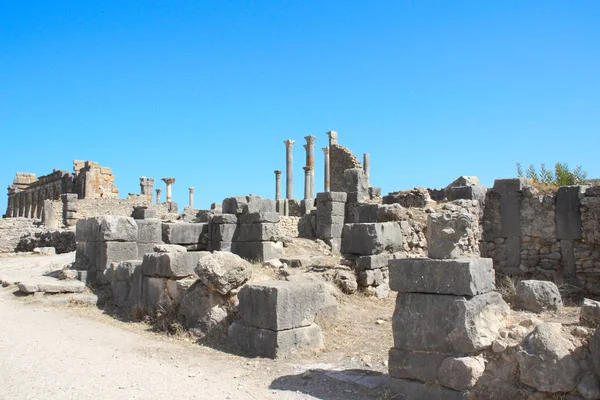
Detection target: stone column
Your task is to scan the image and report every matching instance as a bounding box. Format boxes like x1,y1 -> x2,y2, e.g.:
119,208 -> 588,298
304,135 -> 316,198
284,140 -> 295,200
156,188 -> 162,204
6,194 -> 13,218
140,177 -> 155,202
274,170 -> 282,201
326,130 -> 338,146
363,153 -> 370,186
323,147 -> 330,192
189,187 -> 194,208
303,167 -> 311,200
162,178 -> 176,203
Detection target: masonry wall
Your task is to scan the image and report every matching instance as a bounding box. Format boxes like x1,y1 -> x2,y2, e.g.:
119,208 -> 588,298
329,144 -> 361,192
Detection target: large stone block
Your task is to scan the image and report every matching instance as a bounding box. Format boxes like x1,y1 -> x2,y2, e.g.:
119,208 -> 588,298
446,185 -> 487,204
341,222 -> 403,255
210,240 -> 233,252
392,291 -> 509,353
136,219 -> 162,244
142,276 -> 168,309
239,212 -> 280,224
388,377 -> 466,400
137,243 -> 156,258
111,260 -> 142,282
427,211 -> 479,259
98,216 -> 138,242
556,185 -> 583,240
389,258 -> 495,296
243,196 -> 277,214
237,280 -> 325,331
178,281 -> 230,335
132,207 -> 157,220
141,252 -> 202,278
341,168 -> 368,198
195,251 -> 252,295
316,192 -> 347,203
96,242 -> 139,272
514,280 -> 563,313
162,222 -> 206,245
232,241 -> 283,261
316,222 -> 344,239
237,223 -> 280,242
352,204 -> 379,223
388,348 -> 445,383
355,252 -> 400,271
75,218 -> 99,242
222,196 -> 247,214
211,214 -> 237,224
316,214 -> 344,226
209,223 -> 238,242
499,191 -> 521,238
316,201 -> 345,217
492,178 -> 530,193
228,322 -> 323,359
75,241 -> 98,270
437,356 -> 485,392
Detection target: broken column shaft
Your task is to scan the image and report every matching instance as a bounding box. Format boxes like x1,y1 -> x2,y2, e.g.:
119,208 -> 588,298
304,135 -> 316,198
189,187 -> 194,208
284,140 -> 295,200
363,153 -> 370,186
274,170 -> 282,201
323,147 -> 330,192
156,188 -> 162,204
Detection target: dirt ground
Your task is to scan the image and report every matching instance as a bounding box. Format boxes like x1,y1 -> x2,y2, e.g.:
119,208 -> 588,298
0,252 -> 396,400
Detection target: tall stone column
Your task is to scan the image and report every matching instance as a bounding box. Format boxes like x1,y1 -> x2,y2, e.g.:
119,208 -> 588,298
156,188 -> 162,204
303,166 -> 311,200
284,140 -> 295,200
326,130 -> 338,146
322,147 -> 330,192
363,153 -> 370,186
140,177 -> 155,202
162,178 -> 176,203
189,187 -> 194,208
274,170 -> 282,201
304,135 -> 316,198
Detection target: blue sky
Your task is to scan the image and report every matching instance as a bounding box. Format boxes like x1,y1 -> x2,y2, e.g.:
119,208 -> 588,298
1,1 -> 598,212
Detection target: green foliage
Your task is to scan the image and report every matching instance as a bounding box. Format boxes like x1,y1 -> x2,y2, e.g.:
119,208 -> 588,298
516,162 -> 587,186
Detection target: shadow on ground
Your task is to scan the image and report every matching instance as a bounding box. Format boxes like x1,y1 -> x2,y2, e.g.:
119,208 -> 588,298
269,368 -> 395,400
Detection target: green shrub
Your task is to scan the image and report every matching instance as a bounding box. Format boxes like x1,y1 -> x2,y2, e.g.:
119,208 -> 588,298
516,162 -> 587,186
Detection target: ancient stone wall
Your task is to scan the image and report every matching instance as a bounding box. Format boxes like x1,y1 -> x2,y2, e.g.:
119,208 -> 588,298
0,218 -> 74,253
72,160 -> 119,199
279,216 -> 300,238
329,144 -> 361,192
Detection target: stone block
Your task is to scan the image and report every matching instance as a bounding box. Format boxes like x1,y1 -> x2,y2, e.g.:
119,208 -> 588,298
137,243 -> 156,258
142,276 -> 168,309
232,241 -> 283,261
427,210 -> 479,259
228,322 -> 323,359
515,280 -> 563,313
136,219 -> 162,243
492,178 -> 530,193
111,281 -> 130,307
166,201 -> 178,213
354,252 -> 398,271
505,235 -> 521,270
437,356 -> 485,392
556,186 -> 583,240
499,191 -> 521,238
316,222 -> 344,239
325,238 -> 342,254
178,281 -> 229,334
243,196 -> 277,214
341,168 -> 368,196
300,198 -> 315,215
237,280 -> 325,330
64,210 -> 78,219
141,252 -> 202,278
316,201 -> 345,217
237,223 -> 280,242
586,186 -> 600,196
388,377 -> 466,400
392,292 -> 509,353
18,279 -> 86,294
210,223 -> 238,242
210,241 -> 233,252
98,216 -> 138,242
316,214 -> 345,225
166,278 -> 195,304
75,218 -> 100,242
352,204 -> 379,223
316,192 -> 347,203
239,212 -> 280,224
357,269 -> 384,286
581,298 -> 600,325
153,244 -> 187,253
222,196 -> 247,214
560,239 -> 576,279
96,242 -> 138,272
112,260 -> 142,282
162,222 -> 206,245
132,207 -> 157,220
341,222 -> 403,255
446,185 -> 487,203
75,241 -> 97,270
211,214 -> 237,224
446,176 -> 480,189
389,258 -> 495,296
388,348 -> 445,383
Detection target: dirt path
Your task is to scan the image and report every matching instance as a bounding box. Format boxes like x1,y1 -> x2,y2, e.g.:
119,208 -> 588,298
0,254 -> 390,400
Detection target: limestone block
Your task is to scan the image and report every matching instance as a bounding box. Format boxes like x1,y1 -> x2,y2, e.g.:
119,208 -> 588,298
75,218 -> 100,242
341,222 -> 403,255
232,241 -> 283,261
162,222 -> 206,245
239,212 -> 280,224
237,223 -> 280,242
142,276 -> 168,309
96,242 -> 138,272
516,323 -> 580,392
111,281 -> 130,307
352,204 -> 379,223
355,252 -> 400,271
136,219 -> 162,244
195,251 -> 252,295
388,377 -> 466,400
237,280 -> 325,331
243,196 -> 276,214
18,279 -> 86,294
388,348 -> 445,383
316,214 -> 344,225
581,298 -> 600,325
132,207 -> 157,220
76,241 -> 98,268
392,292 -> 509,353
492,178 -> 530,193
341,168 -> 368,197
210,223 -> 238,242
166,278 -> 195,304
427,211 -> 479,259
98,216 -> 138,242
316,192 -> 347,203
357,269 -> 384,286
446,185 -> 487,203
437,356 -> 485,392
141,252 -> 202,278
377,204 -> 403,222
111,260 -> 141,282
211,214 -> 237,224
446,176 -> 480,189
178,281 -> 230,335
316,222 -> 344,239
137,243 -> 156,258
228,322 -> 323,359
556,185 -> 584,240
316,201 -> 345,217
389,258 -> 495,296
210,241 -> 233,252
591,327 -> 600,376
153,244 -> 187,253
514,280 -> 563,313
126,265 -> 143,308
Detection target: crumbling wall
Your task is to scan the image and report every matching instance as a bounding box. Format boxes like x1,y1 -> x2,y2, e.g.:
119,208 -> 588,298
329,144 -> 361,192
279,216 -> 300,238
0,218 -> 75,253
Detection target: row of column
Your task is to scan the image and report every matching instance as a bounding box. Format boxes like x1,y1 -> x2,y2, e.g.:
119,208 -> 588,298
6,184 -> 64,219
146,178 -> 195,209
275,131 -> 370,201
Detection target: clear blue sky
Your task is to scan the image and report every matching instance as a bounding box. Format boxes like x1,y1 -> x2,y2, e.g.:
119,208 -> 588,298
1,1 -> 598,212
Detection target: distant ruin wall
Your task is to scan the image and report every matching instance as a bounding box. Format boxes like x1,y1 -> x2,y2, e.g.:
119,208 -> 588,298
48,196 -> 172,221
329,144 -> 361,192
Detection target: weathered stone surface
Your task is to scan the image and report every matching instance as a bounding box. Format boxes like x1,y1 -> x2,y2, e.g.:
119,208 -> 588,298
516,323 -> 580,392
388,377 -> 466,400
352,204 -> 379,223
437,356 -> 485,392
341,222 -> 402,255
354,252 -> 398,270
209,223 -> 238,242
131,207 -> 157,220
111,281 -> 130,307
210,240 -> 233,252
232,241 -> 283,261
383,188 -> 432,208
556,185 -> 584,240
389,258 -> 495,296
166,278 -> 195,304
377,204 -> 403,222
427,209 -> 479,259
18,279 -> 86,294
162,223 -> 206,245
357,269 -> 384,286
141,252 -> 202,278
141,276 -> 168,309
237,223 -> 280,242
137,243 -> 156,257
588,327 -> 600,376
178,281 -> 230,335
152,244 -> 187,253
316,192 -> 347,203
578,372 -> 600,400
388,348 -> 445,383
97,216 -> 138,242
211,214 -> 237,224
195,251 -> 252,295
96,242 -> 138,272
581,298 -> 600,325
228,322 -> 323,359
493,178 -> 530,193
333,270 -> 358,294
341,168 -> 369,203
136,219 -> 162,244
243,196 -> 276,214
393,292 -> 509,353
514,280 -> 562,313
446,185 -> 487,203
316,201 -> 345,217
111,260 -> 141,282
32,247 -> 55,255
446,176 -> 480,189
239,212 -> 280,224
316,222 -> 344,239
222,196 -> 247,214
238,280 -> 325,331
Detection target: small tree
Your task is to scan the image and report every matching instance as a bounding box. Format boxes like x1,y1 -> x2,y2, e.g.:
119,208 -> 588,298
516,162 -> 587,186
